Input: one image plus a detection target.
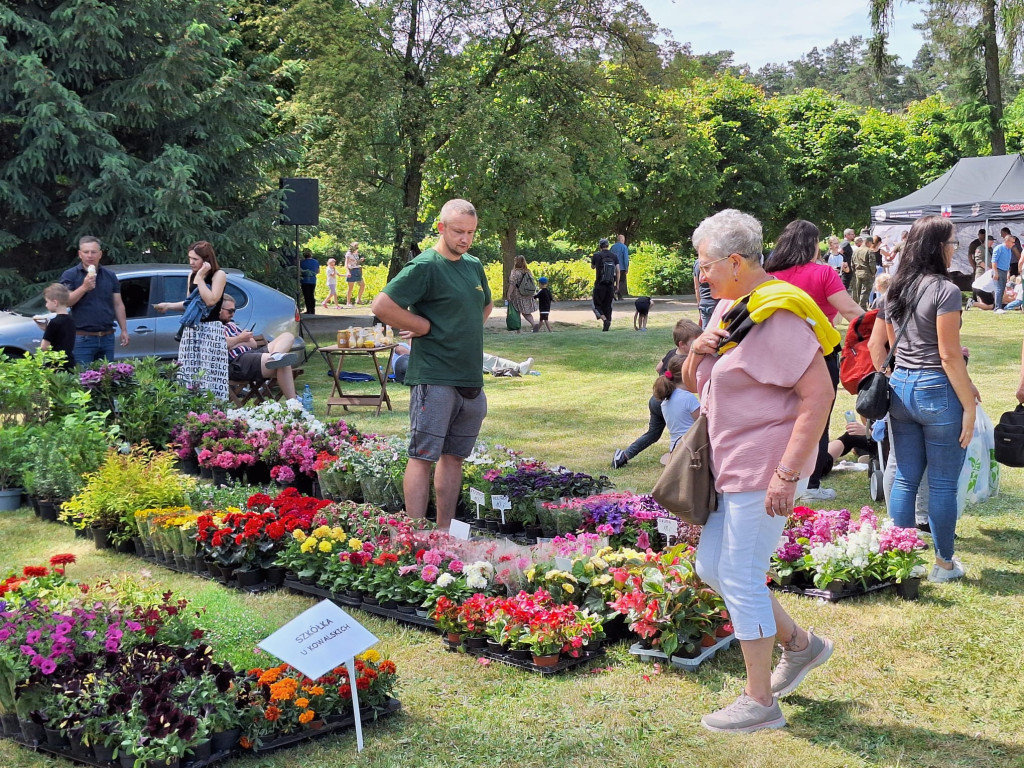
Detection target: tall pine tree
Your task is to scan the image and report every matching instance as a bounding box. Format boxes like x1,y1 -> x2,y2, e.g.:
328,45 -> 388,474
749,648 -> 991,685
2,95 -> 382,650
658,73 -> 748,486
0,0 -> 299,288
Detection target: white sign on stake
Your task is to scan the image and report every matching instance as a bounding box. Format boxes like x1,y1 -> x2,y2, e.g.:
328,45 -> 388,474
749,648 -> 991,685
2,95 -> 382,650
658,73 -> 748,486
258,600 -> 378,751
657,517 -> 679,537
554,556 -> 573,572
491,494 -> 511,525
449,519 -> 472,540
469,487 -> 486,518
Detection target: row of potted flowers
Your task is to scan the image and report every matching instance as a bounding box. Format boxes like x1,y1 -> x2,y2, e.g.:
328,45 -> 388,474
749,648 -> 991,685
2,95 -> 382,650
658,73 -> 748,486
770,505 -> 929,599
0,557 -> 398,767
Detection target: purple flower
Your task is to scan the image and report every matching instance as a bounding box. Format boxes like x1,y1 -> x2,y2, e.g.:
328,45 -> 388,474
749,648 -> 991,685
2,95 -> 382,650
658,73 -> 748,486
25,629 -> 41,644
104,639 -> 119,653
125,621 -> 141,632
39,658 -> 57,675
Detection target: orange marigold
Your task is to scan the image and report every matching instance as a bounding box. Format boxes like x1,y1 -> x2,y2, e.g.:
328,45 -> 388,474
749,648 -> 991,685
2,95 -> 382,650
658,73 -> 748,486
308,685 -> 325,696
258,668 -> 282,685
298,709 -> 315,725
269,678 -> 298,701
379,660 -> 396,675
294,697 -> 310,709
264,706 -> 281,722
239,737 -> 253,749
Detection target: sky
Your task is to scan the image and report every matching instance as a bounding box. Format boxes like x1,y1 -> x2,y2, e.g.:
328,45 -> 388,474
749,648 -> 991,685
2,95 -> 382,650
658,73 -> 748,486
641,0 -> 929,70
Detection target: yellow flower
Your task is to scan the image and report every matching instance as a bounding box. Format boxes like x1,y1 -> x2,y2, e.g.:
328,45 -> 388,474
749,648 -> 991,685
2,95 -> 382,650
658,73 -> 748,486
313,525 -> 331,538
300,537 -> 318,553
590,557 -> 608,570
592,574 -> 612,586
318,540 -> 333,553
331,527 -> 347,541
359,649 -> 381,663
348,538 -> 363,551
226,505 -> 241,513
562,583 -> 575,594
293,530 -> 307,542
525,568 -> 536,582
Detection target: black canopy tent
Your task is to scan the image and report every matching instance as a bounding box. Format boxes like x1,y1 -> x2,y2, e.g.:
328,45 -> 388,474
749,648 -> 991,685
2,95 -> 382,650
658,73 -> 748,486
870,154 -> 1024,279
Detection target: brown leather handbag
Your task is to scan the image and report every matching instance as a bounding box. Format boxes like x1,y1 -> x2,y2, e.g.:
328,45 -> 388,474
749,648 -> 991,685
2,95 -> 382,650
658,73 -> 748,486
651,412 -> 716,525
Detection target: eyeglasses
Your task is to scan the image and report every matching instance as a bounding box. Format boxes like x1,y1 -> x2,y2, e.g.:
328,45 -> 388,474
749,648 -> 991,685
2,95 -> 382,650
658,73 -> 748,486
945,240 -> 960,248
223,308 -> 235,315
697,253 -> 734,274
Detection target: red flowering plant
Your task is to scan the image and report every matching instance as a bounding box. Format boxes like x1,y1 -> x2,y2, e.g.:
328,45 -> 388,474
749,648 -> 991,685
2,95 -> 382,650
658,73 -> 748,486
455,593 -> 493,639
0,554 -> 76,604
430,596 -> 463,634
607,545 -> 720,658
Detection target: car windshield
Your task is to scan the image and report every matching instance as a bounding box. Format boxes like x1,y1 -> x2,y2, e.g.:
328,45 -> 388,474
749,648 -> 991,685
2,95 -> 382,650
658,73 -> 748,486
9,294 -> 46,317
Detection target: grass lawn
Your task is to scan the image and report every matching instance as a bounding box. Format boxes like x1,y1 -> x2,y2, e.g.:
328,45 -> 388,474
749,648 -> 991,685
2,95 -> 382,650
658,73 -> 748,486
2,305 -> 1023,767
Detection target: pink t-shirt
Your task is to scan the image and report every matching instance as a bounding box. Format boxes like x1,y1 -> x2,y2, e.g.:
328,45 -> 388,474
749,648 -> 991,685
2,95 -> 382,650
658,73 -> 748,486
695,303 -> 822,493
769,263 -> 846,323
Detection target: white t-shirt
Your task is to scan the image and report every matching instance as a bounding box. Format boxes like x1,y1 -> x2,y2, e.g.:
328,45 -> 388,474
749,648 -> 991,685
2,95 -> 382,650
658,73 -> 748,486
827,252 -> 844,273
662,387 -> 701,450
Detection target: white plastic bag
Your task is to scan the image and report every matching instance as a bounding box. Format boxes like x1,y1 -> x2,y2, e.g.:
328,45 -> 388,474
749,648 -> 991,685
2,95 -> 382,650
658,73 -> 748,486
956,404 -> 998,515
972,272 -> 997,293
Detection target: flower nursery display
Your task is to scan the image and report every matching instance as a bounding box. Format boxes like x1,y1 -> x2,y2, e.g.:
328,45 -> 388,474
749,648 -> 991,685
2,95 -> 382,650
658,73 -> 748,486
0,560 -> 401,765
770,506 -> 929,599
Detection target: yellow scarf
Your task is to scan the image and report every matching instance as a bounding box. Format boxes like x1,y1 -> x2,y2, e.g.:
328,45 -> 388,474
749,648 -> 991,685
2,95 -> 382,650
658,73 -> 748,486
716,279 -> 841,356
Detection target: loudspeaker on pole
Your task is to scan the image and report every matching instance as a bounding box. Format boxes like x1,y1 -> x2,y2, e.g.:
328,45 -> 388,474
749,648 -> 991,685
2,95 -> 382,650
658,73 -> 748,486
279,178 -> 320,226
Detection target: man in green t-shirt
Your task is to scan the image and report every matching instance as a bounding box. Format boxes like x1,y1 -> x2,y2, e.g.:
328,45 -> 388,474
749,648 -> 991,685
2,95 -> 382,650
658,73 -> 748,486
371,199 -> 493,531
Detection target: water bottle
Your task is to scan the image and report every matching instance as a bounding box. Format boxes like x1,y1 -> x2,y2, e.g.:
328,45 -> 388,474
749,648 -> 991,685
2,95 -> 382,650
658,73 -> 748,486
301,384 -> 314,412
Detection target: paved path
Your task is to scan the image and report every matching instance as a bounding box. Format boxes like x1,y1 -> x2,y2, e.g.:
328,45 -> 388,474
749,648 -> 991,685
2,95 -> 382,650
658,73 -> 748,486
302,296 -> 699,337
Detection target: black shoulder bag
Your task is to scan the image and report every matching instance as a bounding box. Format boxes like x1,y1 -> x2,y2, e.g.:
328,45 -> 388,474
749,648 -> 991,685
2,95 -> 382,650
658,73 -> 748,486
855,277 -> 924,420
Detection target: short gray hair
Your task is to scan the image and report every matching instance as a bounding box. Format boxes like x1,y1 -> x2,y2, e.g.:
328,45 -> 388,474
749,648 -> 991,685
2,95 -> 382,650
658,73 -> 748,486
843,228 -> 855,237
439,199 -> 477,223
79,235 -> 102,249
692,209 -> 762,263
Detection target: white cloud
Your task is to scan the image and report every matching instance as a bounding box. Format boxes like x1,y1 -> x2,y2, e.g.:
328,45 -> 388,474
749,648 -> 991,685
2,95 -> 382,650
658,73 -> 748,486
642,0 -> 927,69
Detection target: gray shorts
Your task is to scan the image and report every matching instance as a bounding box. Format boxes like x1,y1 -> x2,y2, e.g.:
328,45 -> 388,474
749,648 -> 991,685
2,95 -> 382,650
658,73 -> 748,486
408,384 -> 487,462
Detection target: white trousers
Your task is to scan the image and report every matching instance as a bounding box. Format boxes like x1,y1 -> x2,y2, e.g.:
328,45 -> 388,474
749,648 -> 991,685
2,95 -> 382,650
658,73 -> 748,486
695,485 -> 804,641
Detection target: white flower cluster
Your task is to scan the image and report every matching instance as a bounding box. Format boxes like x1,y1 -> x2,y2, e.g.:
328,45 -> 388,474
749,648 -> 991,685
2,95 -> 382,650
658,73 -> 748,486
436,573 -> 456,588
464,561 -> 495,589
808,541 -> 848,569
226,400 -> 326,433
844,524 -> 880,569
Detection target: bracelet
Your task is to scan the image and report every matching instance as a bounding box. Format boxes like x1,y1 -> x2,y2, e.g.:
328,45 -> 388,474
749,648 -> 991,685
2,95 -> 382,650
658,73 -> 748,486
775,470 -> 800,483
776,463 -> 798,477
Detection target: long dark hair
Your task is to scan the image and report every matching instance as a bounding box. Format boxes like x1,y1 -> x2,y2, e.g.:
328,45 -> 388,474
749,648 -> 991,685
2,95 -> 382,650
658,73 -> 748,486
189,240 -> 220,274
887,216 -> 953,323
653,354 -> 686,401
764,220 -> 821,272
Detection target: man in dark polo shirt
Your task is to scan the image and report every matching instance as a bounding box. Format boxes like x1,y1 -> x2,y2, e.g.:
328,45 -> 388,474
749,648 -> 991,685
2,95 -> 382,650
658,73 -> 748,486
59,236 -> 130,364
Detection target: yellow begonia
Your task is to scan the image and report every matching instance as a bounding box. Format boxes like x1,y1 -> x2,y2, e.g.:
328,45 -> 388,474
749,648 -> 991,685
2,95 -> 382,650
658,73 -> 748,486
592,574 -> 612,586
348,538 -> 363,551
562,583 -> 575,594
525,568 -> 536,581
590,557 -> 608,570
318,541 -> 333,553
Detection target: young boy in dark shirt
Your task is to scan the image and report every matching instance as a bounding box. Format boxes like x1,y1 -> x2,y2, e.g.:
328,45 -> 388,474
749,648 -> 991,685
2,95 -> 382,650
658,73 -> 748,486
534,276 -> 553,332
37,283 -> 76,369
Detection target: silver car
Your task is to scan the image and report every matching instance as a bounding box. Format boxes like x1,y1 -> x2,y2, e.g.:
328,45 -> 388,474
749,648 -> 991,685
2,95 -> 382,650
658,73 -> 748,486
0,264 -> 303,360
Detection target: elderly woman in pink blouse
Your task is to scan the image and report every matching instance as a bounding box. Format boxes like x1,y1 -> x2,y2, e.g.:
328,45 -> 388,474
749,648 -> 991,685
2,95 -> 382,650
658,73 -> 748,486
682,209 -> 836,734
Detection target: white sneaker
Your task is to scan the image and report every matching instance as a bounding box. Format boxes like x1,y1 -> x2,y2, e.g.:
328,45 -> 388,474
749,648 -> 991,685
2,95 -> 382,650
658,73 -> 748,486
994,309 -> 1006,315
519,357 -> 534,376
927,557 -> 965,583
797,487 -> 837,501
965,298 -> 974,311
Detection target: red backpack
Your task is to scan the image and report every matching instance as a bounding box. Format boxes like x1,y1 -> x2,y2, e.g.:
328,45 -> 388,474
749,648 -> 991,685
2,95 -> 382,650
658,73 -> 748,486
839,309 -> 879,395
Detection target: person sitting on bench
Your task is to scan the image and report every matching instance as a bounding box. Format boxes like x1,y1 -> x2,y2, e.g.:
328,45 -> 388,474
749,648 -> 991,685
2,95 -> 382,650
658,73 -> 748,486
219,296 -> 300,401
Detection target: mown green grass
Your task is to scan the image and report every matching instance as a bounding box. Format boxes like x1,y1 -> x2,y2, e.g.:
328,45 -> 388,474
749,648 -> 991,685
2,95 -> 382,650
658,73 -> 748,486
2,304 -> 1023,767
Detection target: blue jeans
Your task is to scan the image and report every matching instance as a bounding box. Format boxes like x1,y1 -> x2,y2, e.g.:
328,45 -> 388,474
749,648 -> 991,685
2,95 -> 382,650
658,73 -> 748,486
888,368 -> 966,561
73,333 -> 115,365
994,268 -> 1007,309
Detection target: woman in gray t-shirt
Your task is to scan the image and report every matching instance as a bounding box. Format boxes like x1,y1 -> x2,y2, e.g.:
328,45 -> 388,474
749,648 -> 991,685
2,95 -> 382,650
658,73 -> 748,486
881,216 -> 979,585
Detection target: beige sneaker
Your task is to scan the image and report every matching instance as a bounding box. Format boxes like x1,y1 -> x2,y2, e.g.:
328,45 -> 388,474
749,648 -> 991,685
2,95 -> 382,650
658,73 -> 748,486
770,628 -> 833,697
700,693 -> 786,733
